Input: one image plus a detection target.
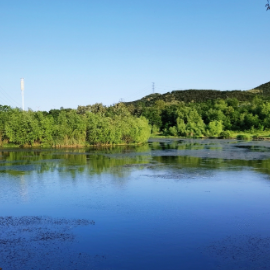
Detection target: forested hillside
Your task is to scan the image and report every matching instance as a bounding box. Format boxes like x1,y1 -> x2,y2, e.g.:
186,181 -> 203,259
125,82 -> 270,107
115,82 -> 270,139
1,81 -> 270,147
78,94 -> 270,140
125,90 -> 256,107
124,96 -> 270,138
254,81 -> 270,96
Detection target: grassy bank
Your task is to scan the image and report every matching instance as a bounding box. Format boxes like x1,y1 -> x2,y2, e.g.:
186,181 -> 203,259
0,141 -> 148,149
151,130 -> 270,141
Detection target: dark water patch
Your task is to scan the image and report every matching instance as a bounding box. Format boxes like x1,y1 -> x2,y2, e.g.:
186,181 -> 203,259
153,155 -> 270,177
235,145 -> 270,152
34,158 -> 63,163
142,173 -> 189,179
142,168 -> 214,180
62,165 -> 86,170
0,216 -> 97,270
205,146 -> 223,150
205,235 -> 270,269
152,149 -> 270,160
148,139 -> 270,161
122,163 -> 157,169
0,164 -> 38,172
51,151 -> 91,156
104,152 -> 151,159
0,216 -> 95,227
0,160 -> 24,164
0,243 -> 107,270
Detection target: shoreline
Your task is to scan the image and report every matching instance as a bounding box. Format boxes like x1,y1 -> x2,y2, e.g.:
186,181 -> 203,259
150,134 -> 270,141
0,133 -> 270,150
0,141 -> 147,149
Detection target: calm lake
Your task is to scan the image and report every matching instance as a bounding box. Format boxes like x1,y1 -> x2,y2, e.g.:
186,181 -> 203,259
1,139 -> 270,270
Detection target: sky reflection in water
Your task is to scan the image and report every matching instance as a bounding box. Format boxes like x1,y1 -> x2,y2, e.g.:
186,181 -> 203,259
1,140 -> 270,269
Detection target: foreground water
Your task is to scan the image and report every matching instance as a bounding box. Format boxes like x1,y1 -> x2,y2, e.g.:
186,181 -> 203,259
1,139 -> 270,269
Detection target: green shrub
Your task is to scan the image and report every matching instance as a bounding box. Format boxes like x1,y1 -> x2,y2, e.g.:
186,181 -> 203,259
252,134 -> 264,141
252,134 -> 259,139
151,125 -> 159,134
208,120 -> 223,137
219,131 -> 231,139
237,134 -> 251,140
168,126 -> 178,136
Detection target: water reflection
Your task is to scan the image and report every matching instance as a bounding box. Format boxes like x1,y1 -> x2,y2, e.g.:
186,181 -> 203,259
0,145 -> 151,177
0,140 -> 270,178
19,175 -> 29,202
1,140 -> 270,269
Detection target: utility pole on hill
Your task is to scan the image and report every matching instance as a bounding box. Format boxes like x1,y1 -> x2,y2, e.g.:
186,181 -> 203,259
152,82 -> 155,94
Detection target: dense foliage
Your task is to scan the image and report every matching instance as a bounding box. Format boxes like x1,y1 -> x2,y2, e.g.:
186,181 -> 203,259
266,0 -> 270,10
125,82 -> 270,108
125,90 -> 257,108
0,104 -> 151,147
125,96 -> 270,137
254,81 -> 270,97
2,82 -> 270,147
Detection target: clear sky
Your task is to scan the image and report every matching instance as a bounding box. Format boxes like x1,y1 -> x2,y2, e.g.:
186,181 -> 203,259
0,0 -> 269,111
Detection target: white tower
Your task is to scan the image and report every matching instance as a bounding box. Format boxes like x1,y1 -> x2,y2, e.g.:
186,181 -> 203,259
20,78 -> 24,110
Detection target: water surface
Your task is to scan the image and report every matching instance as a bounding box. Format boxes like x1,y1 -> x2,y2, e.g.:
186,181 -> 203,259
1,139 -> 270,269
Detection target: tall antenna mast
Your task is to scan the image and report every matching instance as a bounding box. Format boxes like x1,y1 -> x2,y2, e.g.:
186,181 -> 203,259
20,78 -> 24,111
152,82 -> 155,94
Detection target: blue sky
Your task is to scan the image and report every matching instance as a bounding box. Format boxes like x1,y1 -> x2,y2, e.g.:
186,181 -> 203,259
0,0 -> 269,111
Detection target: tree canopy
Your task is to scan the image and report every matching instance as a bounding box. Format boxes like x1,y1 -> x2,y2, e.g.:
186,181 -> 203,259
0,104 -> 151,147
266,0 -> 270,10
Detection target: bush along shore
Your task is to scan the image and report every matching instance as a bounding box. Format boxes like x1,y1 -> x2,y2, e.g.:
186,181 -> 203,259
122,95 -> 270,140
0,103 -> 151,147
2,94 -> 270,148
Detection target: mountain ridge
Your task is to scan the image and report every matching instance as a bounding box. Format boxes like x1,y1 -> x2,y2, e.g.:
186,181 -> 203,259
124,81 -> 270,107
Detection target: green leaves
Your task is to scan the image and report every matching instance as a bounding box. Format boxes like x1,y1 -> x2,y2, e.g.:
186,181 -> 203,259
86,113 -> 150,145
208,120 -> 223,137
1,105 -> 151,147
136,96 -> 270,137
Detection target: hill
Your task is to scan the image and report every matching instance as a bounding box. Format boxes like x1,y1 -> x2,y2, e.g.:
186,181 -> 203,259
125,89 -> 255,107
125,82 -> 270,107
253,81 -> 270,96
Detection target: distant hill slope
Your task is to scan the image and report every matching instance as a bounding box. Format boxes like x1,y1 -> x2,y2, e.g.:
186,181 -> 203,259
125,82 -> 270,107
253,81 -> 270,95
125,89 -> 256,107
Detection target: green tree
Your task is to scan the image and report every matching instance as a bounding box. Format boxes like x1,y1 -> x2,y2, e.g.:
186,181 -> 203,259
266,0 -> 270,10
207,120 -> 223,137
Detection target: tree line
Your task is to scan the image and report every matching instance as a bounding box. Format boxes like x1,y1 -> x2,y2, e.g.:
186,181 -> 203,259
125,89 -> 259,109
126,96 -> 270,138
0,104 -> 151,147
1,93 -> 270,147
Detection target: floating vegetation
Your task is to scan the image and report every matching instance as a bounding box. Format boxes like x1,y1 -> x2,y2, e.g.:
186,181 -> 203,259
0,216 -> 97,270
205,235 -> 270,269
